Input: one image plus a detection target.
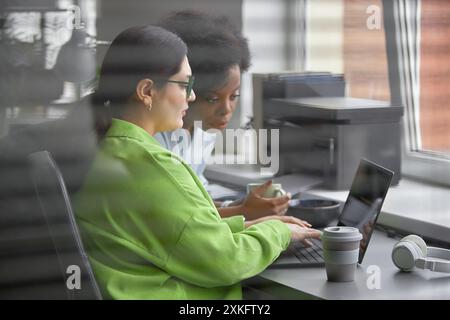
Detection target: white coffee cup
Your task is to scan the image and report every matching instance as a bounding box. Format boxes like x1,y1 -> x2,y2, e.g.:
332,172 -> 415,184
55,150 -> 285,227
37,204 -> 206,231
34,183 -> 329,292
321,226 -> 363,282
246,183 -> 286,198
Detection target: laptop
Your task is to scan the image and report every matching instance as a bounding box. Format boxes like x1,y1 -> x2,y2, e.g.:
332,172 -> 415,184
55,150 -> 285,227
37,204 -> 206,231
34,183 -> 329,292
271,158 -> 394,268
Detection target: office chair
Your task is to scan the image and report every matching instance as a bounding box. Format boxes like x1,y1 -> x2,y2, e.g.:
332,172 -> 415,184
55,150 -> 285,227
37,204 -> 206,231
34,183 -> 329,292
28,150 -> 102,300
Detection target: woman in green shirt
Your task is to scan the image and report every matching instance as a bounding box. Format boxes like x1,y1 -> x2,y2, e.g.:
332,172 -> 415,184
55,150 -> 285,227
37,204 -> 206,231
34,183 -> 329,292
74,25 -> 321,299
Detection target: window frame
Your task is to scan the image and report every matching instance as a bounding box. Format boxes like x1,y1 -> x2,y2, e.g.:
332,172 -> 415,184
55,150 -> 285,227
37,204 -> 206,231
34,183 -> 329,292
383,0 -> 450,187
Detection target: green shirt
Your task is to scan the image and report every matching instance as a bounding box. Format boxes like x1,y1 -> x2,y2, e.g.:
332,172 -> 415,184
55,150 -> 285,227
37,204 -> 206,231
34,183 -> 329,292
74,119 -> 291,299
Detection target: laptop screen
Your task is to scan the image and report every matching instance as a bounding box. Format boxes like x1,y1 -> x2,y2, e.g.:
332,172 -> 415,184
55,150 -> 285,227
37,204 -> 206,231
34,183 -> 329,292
337,159 -> 394,263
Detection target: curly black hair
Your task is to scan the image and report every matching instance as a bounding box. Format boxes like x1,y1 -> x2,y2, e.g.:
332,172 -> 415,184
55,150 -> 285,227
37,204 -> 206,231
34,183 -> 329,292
158,10 -> 251,95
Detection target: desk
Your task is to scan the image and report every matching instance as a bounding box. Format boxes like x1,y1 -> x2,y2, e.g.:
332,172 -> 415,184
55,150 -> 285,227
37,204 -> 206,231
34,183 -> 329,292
243,229 -> 450,300
205,163 -> 450,243
206,164 -> 450,299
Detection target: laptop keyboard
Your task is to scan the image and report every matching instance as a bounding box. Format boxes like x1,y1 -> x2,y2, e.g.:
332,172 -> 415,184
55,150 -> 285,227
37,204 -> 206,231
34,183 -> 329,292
288,238 -> 324,264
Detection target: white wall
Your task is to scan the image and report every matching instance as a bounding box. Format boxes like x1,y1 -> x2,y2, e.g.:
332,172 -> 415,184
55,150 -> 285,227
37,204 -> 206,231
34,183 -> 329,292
220,0 -> 291,157
306,0 -> 343,73
241,0 -> 289,124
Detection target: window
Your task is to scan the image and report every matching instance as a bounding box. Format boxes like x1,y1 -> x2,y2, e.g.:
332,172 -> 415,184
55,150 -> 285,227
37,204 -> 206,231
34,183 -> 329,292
384,0 -> 450,186
419,0 -> 450,155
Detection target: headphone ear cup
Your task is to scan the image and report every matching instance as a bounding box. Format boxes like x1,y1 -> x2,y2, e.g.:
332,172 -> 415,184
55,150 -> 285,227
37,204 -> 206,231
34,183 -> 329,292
392,235 -> 426,272
402,235 -> 427,257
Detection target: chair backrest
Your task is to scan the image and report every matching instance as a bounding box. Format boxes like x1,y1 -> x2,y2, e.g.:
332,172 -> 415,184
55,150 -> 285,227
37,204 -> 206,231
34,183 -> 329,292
28,151 -> 102,300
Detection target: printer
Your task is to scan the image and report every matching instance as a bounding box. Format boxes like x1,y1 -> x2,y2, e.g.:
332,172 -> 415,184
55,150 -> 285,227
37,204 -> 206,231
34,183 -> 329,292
252,72 -> 403,190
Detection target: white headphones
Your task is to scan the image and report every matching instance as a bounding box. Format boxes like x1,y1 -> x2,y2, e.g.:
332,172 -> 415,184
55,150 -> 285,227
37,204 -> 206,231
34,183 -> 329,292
392,235 -> 450,273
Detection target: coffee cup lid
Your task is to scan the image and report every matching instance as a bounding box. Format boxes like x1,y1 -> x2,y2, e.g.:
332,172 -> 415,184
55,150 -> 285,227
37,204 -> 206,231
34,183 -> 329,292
321,226 -> 362,242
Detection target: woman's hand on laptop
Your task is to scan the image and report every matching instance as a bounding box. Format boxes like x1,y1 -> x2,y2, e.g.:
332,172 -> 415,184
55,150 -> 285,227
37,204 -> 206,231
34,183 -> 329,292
286,224 -> 322,247
243,215 -> 320,247
244,215 -> 311,229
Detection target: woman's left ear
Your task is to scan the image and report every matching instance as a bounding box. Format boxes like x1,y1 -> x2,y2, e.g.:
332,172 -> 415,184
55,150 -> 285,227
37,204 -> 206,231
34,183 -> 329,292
136,79 -> 154,109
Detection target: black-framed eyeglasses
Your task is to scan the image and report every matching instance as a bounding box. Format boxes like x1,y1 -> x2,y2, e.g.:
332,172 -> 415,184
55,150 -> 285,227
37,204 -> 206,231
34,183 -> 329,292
166,75 -> 195,98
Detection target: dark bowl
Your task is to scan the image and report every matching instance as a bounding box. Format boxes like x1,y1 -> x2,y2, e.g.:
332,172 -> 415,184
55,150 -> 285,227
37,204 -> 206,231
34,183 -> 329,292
287,198 -> 342,228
